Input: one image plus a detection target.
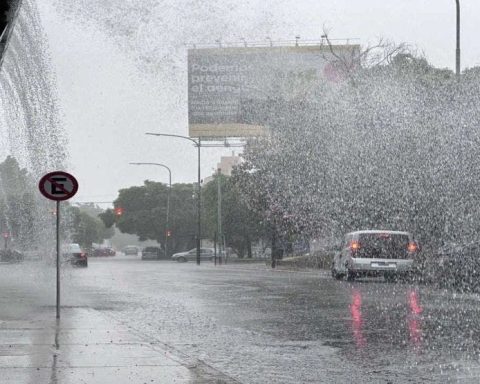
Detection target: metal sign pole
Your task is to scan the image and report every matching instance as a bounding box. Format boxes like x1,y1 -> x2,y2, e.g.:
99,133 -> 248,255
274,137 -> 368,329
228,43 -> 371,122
56,200 -> 60,319
38,171 -> 78,320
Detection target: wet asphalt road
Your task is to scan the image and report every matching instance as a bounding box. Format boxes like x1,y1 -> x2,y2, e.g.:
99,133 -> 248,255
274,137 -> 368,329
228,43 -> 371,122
3,256 -> 480,383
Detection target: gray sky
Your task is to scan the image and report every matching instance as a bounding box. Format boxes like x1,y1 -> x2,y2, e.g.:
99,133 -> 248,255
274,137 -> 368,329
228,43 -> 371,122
36,1 -> 480,206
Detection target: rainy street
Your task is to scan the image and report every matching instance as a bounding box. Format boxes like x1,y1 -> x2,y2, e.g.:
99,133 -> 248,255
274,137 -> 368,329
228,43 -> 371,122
2,256 -> 480,384
3,1 -> 480,384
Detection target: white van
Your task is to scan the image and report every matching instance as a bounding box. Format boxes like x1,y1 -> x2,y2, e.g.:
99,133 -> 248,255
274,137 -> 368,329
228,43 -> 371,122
331,230 -> 418,281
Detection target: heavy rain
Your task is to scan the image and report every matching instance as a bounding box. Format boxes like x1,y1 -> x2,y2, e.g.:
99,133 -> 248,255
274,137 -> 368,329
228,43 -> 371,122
1,1 -> 480,383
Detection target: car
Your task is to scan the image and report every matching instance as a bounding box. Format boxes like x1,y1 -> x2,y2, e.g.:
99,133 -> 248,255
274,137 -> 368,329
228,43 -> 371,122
141,246 -> 164,260
122,246 -> 139,255
171,248 -> 216,262
93,247 -> 116,257
62,243 -> 88,267
331,230 -> 418,281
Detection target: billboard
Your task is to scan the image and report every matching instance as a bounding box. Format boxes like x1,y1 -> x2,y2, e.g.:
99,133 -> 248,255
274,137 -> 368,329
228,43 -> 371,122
188,44 -> 359,139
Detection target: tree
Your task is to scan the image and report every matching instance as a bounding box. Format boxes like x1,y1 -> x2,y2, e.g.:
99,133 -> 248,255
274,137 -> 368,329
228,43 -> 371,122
101,181 -> 197,254
0,156 -> 40,248
67,206 -> 109,248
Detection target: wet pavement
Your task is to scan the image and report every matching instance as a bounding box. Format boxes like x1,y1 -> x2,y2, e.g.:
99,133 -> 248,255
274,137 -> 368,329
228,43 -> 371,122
1,257 -> 480,383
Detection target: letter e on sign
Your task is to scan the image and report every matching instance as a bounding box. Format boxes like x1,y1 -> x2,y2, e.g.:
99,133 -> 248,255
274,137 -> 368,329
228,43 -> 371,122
39,171 -> 79,201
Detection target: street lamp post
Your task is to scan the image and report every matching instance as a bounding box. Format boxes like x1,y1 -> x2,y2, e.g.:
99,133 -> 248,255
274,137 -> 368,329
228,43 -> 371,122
130,162 -> 172,258
146,133 -> 202,265
455,0 -> 460,77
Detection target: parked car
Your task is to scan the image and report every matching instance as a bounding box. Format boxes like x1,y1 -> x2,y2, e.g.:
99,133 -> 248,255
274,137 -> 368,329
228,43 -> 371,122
171,248 -> 215,262
62,243 -> 88,267
331,230 -> 418,281
93,247 -> 116,257
122,245 -> 139,255
141,246 -> 163,260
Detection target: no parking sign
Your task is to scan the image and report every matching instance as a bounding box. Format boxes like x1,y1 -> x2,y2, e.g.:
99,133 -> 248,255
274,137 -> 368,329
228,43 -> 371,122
38,171 -> 78,201
38,171 -> 78,319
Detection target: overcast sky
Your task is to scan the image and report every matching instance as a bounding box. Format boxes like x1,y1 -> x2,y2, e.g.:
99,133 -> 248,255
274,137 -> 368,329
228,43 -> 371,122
36,0 -> 480,206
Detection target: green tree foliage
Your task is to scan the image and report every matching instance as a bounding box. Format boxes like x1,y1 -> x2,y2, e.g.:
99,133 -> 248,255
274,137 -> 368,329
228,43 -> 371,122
67,203 -> 115,248
67,206 -> 110,248
102,181 -> 197,253
203,174 -> 265,257
99,208 -> 115,229
0,156 -> 38,247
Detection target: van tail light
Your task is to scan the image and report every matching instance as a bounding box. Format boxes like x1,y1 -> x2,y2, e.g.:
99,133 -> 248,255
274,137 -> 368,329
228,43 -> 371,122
349,241 -> 361,252
407,242 -> 418,253
80,252 -> 87,258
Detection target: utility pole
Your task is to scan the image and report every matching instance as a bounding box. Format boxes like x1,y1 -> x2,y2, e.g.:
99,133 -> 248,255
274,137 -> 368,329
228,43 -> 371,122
455,0 -> 461,77
217,168 -> 223,264
196,138 -> 201,265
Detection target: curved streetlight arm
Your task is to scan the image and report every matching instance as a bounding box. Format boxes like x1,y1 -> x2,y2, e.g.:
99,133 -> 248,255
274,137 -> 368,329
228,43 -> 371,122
129,162 -> 172,184
146,132 -> 199,146
455,0 -> 460,77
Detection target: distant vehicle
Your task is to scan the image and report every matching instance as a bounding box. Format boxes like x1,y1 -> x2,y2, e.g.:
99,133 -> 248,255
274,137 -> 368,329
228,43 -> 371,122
93,247 -> 116,257
62,243 -> 88,267
331,230 -> 418,281
141,246 -> 163,260
122,246 -> 139,255
171,248 -> 216,263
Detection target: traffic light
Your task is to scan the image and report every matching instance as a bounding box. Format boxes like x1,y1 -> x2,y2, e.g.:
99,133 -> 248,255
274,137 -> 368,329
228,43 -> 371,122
166,229 -> 172,237
114,207 -> 124,216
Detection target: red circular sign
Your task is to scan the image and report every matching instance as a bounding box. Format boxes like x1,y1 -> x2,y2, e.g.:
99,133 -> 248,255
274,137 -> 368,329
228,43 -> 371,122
38,171 -> 79,201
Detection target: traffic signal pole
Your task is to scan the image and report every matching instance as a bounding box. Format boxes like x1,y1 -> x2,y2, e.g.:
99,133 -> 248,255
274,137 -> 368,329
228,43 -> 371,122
455,0 -> 461,78
197,138 -> 201,265
217,168 -> 223,264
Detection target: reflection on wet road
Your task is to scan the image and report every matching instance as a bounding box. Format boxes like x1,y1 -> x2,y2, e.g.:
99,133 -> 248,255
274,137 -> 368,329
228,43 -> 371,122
348,286 -> 424,350
3,257 -> 480,383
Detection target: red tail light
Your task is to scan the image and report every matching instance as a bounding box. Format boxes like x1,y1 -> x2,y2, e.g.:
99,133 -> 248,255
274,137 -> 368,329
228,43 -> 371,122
80,252 -> 87,258
349,241 -> 361,251
407,242 -> 417,253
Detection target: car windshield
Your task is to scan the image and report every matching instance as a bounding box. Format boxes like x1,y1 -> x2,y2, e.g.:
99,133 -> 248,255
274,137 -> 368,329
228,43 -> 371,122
63,244 -> 82,253
2,1 -> 479,383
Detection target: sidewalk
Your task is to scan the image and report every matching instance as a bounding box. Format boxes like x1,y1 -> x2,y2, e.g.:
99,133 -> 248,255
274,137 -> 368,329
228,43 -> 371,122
0,305 -> 237,384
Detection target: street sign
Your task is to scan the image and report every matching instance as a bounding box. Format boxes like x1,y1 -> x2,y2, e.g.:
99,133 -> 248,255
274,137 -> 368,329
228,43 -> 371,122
38,171 -> 78,320
38,171 -> 78,201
